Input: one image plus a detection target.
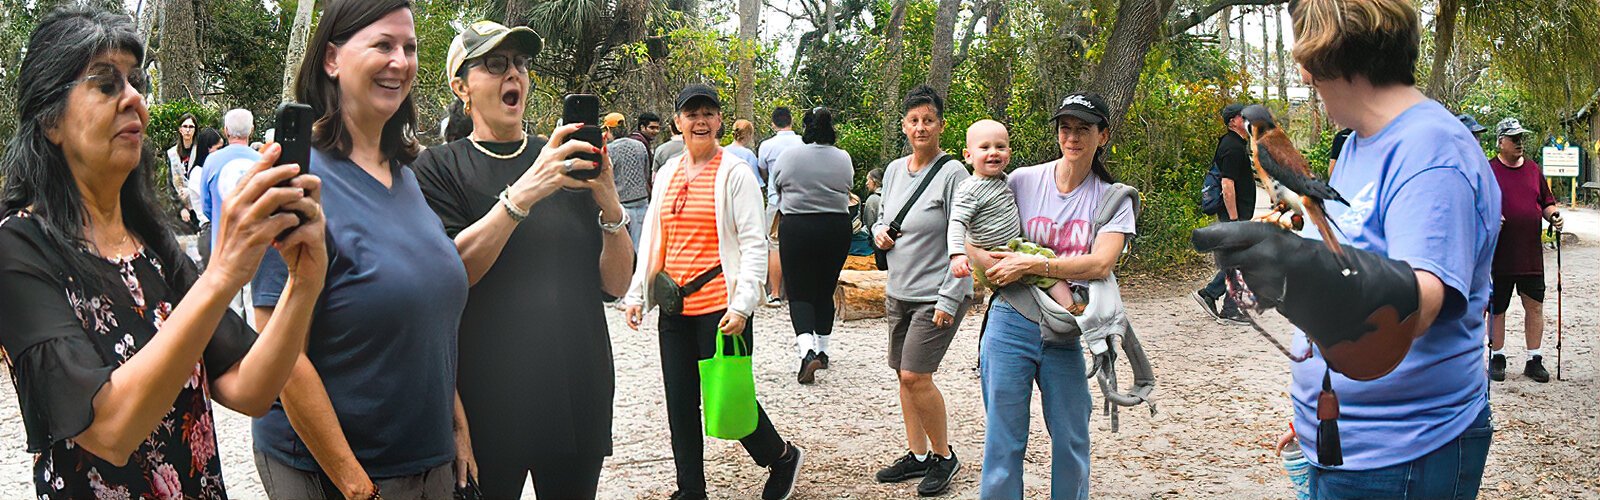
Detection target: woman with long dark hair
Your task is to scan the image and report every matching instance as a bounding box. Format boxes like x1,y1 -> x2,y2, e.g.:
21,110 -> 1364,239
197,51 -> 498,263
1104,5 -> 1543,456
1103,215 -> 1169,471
0,6 -> 326,498
770,107 -> 853,384
167,113 -> 199,183
965,92 -> 1134,499
623,83 -> 804,500
247,0 -> 472,498
412,20 -> 633,498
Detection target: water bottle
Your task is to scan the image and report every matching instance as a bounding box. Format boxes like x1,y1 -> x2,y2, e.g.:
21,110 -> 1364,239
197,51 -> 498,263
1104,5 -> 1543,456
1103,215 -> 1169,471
1282,440 -> 1312,500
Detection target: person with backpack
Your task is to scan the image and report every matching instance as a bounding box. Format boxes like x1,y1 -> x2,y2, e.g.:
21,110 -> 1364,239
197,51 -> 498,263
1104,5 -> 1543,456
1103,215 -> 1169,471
1193,103 -> 1255,325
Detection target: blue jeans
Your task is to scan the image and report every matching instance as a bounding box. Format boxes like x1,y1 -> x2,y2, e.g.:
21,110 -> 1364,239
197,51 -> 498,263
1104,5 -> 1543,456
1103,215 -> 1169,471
623,198 -> 649,248
1309,406 -> 1493,500
979,300 -> 1092,500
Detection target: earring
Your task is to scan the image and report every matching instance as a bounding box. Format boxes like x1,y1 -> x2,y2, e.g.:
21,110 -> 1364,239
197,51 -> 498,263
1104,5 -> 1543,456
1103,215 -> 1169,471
464,99 -> 472,114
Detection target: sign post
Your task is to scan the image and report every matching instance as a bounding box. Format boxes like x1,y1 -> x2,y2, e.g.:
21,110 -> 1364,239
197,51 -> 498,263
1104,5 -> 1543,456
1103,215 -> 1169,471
1543,146 -> 1580,208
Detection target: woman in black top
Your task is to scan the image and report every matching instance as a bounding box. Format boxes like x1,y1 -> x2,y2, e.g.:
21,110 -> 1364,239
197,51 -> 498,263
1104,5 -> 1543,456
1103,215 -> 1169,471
412,20 -> 634,499
0,7 -> 326,498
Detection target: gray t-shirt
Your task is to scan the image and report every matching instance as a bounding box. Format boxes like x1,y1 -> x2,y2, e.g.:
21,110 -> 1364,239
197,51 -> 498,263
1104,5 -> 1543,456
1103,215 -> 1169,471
653,137 -> 684,173
771,143 -> 853,215
872,154 -> 973,314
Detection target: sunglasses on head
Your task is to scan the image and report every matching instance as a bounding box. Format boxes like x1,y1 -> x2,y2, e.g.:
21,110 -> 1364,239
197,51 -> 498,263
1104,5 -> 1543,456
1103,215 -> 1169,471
468,53 -> 532,76
77,64 -> 148,98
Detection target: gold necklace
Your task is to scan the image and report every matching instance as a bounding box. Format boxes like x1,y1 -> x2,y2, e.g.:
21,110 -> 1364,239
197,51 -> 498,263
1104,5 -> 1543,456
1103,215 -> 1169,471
468,133 -> 528,160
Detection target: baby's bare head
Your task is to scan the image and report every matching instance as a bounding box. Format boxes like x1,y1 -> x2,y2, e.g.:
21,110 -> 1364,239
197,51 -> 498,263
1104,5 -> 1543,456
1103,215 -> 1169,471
965,119 -> 1012,177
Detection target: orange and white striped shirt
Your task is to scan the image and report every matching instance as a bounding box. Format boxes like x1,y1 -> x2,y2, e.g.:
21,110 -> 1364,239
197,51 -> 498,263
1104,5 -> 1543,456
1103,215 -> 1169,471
661,151 -> 727,316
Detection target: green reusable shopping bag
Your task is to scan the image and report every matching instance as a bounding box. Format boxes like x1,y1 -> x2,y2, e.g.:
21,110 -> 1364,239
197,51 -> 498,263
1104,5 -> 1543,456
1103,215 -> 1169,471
700,331 -> 758,440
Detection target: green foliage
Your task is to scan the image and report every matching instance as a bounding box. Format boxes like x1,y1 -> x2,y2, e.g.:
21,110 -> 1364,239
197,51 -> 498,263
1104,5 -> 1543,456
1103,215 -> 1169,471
200,0 -> 288,126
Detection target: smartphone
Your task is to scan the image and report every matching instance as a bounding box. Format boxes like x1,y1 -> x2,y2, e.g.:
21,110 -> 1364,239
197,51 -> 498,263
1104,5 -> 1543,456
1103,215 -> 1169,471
275,102 -> 314,179
562,94 -> 603,180
274,102 -> 315,237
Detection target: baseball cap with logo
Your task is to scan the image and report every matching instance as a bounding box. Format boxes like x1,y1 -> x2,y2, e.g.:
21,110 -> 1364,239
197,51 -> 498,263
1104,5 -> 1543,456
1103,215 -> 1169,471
1050,92 -> 1109,127
446,20 -> 544,80
1495,117 -> 1530,137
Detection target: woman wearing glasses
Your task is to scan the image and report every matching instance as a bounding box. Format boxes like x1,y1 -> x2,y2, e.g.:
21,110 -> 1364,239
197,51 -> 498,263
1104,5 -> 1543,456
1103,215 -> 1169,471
412,20 -> 633,498
0,7 -> 326,498
623,84 -> 804,500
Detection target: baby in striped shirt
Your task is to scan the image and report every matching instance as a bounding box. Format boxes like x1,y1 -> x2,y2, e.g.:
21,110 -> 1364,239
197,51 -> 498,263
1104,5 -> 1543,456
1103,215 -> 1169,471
949,120 -> 1079,313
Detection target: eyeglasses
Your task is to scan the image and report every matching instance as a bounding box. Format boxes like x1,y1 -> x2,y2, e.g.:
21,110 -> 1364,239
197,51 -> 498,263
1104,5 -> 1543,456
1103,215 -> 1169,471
180,124 -> 196,130
468,53 -> 532,76
76,66 -> 148,98
672,182 -> 693,215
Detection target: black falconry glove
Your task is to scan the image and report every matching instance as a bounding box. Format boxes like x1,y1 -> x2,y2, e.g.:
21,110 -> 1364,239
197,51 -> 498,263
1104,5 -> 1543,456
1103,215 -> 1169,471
1192,221 -> 1423,382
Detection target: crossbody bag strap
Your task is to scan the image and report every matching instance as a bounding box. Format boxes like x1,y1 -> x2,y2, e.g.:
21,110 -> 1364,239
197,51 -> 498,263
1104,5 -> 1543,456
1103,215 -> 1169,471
681,264 -> 724,295
887,153 -> 954,231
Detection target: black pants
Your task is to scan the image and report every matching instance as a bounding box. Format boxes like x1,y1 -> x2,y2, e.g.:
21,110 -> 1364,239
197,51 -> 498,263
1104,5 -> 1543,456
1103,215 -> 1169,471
777,213 -> 852,338
659,311 -> 786,494
476,450 -> 604,499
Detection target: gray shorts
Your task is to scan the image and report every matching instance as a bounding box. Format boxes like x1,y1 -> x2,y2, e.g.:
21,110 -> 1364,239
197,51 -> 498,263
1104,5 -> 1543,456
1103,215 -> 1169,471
886,297 -> 970,373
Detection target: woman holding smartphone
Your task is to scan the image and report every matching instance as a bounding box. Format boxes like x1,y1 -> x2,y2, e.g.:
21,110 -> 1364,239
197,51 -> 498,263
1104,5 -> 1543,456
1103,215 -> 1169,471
248,0 -> 472,498
412,20 -> 633,499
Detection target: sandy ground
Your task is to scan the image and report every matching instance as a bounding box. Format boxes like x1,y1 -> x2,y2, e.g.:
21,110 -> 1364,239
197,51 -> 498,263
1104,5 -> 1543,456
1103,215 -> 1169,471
4,209 -> 1599,499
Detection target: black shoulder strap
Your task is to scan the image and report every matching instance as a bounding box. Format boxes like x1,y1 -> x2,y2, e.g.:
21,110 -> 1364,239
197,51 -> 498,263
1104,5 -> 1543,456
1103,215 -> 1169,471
682,264 -> 723,295
888,153 -> 954,231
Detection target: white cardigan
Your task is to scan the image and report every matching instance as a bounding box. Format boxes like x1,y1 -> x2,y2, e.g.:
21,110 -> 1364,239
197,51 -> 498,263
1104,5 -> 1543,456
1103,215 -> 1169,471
623,148 -> 769,319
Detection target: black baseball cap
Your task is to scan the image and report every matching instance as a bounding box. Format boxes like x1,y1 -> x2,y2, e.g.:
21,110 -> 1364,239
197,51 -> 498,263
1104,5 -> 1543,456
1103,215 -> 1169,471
1221,103 -> 1246,122
1050,92 -> 1109,126
675,83 -> 721,111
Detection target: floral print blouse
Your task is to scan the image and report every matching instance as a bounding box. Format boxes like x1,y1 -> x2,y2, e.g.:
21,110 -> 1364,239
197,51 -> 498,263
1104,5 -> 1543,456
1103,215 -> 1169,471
0,211 -> 256,499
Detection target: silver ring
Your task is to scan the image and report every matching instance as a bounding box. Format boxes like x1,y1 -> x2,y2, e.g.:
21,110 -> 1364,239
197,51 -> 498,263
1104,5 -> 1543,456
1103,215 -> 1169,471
562,158 -> 577,173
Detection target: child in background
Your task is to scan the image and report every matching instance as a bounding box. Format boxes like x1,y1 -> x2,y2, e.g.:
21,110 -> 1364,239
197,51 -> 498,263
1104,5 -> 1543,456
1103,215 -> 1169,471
948,119 -> 1080,313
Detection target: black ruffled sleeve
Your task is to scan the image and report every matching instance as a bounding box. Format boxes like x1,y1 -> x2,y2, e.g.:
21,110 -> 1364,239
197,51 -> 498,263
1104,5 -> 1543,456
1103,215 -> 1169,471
0,216 -> 114,452
201,308 -> 256,382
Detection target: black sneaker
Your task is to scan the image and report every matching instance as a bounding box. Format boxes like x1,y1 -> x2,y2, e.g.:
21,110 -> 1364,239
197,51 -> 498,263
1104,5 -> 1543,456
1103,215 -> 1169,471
798,351 -> 822,385
816,352 -> 830,369
669,490 -> 707,500
1524,355 -> 1550,383
916,449 -> 961,497
1489,354 -> 1506,382
1192,290 -> 1222,320
1217,309 -> 1250,326
875,452 -> 931,483
762,442 -> 803,500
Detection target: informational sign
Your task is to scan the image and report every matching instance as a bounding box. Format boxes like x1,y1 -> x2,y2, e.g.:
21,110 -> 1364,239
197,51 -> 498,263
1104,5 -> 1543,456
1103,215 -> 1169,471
1542,146 -> 1580,177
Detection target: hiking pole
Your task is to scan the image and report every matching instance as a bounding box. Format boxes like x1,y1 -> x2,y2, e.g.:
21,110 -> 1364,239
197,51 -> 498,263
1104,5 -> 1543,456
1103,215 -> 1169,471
1553,225 -> 1563,381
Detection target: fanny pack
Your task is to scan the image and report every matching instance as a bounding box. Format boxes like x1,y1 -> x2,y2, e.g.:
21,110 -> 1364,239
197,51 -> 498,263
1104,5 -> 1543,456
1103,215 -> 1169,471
652,265 -> 724,316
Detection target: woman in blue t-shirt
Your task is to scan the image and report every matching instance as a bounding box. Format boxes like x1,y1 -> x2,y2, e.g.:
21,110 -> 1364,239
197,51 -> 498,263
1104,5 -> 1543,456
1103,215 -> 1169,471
1195,1 -> 1500,498
963,92 -> 1135,499
248,0 -> 472,498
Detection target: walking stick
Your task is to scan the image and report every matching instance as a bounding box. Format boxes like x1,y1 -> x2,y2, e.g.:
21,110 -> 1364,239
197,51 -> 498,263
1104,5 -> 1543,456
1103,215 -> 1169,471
1554,226 -> 1563,381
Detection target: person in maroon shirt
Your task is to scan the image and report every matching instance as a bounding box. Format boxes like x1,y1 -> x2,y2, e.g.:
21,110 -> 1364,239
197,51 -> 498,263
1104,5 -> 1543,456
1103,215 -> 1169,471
1487,117 -> 1565,383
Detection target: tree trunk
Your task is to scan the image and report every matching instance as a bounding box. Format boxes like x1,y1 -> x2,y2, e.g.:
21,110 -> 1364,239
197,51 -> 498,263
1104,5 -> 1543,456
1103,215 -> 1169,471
1218,5 -> 1231,54
985,0 -> 1011,123
823,0 -> 835,42
159,0 -> 201,102
1259,6 -> 1270,100
1089,0 -> 1174,139
1310,87 -> 1324,138
1274,4 -> 1287,103
878,0 -> 909,165
504,0 -> 533,25
926,0 -> 961,97
282,0 -> 316,102
1237,8 -> 1248,95
737,0 -> 759,120
1426,0 -> 1459,102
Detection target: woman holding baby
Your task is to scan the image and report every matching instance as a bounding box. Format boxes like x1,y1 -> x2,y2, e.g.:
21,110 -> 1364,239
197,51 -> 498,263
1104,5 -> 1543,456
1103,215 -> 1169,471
965,92 -> 1137,499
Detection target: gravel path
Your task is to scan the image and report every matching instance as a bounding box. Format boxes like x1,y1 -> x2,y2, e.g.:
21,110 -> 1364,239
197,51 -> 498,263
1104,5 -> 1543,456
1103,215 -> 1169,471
5,212 -> 1599,499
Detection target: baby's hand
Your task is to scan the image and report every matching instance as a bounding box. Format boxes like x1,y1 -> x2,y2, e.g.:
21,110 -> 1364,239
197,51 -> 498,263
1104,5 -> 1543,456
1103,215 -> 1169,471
951,255 -> 971,278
